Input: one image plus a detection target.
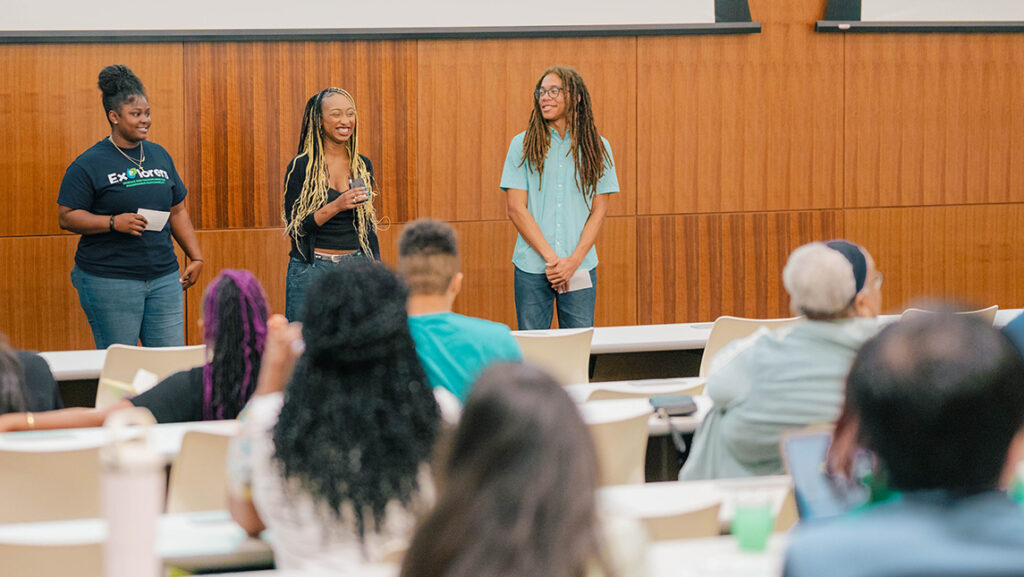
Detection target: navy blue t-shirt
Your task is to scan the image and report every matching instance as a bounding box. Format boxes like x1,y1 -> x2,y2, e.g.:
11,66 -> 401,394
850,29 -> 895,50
58,138 -> 187,280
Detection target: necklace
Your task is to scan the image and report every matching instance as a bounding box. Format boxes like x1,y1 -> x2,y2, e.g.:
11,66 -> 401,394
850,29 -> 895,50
108,136 -> 145,170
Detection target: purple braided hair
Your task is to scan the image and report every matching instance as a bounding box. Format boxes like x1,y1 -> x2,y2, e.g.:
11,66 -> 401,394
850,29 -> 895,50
201,269 -> 269,420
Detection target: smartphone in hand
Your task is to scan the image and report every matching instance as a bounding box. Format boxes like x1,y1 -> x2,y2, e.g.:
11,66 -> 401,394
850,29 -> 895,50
349,177 -> 368,204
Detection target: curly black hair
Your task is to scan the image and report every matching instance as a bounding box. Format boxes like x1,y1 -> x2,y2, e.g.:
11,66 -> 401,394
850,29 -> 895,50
272,259 -> 440,539
97,64 -> 146,115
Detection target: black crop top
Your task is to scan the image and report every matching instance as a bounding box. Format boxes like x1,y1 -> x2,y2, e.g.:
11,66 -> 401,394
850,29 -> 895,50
282,153 -> 380,262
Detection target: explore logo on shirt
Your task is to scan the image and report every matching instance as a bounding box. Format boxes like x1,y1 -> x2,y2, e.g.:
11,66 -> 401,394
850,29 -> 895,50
107,166 -> 170,187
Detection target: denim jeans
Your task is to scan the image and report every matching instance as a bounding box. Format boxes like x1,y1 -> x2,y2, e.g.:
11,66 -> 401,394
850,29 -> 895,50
71,266 -> 185,349
285,252 -> 364,321
513,266 -> 597,330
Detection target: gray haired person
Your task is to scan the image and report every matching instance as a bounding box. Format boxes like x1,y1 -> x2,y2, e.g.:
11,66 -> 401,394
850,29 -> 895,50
680,240 -> 883,480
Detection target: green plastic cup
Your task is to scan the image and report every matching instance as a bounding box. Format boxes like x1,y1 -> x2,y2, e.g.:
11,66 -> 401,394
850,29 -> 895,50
732,502 -> 774,552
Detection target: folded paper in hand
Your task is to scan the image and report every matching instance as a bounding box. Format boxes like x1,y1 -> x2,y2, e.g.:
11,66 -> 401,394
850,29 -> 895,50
565,269 -> 593,292
137,208 -> 170,232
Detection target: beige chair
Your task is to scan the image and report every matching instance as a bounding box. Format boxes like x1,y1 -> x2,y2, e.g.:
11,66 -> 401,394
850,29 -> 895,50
581,400 -> 652,485
96,344 -> 206,409
901,305 -> 998,325
514,328 -> 593,385
0,447 -> 102,523
641,502 -> 723,541
586,382 -> 705,401
0,543 -> 102,577
166,431 -> 232,513
774,489 -> 799,532
377,541 -> 409,565
699,316 -> 804,377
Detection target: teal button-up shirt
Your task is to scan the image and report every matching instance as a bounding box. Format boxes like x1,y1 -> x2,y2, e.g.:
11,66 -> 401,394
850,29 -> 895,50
499,129 -> 619,275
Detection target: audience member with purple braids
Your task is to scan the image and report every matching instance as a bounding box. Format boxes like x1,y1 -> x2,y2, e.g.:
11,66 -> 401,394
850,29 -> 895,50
0,269 -> 268,431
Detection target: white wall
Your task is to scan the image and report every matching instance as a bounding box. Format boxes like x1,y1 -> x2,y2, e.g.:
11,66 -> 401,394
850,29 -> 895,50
2,0 -> 716,31
861,0 -> 1024,22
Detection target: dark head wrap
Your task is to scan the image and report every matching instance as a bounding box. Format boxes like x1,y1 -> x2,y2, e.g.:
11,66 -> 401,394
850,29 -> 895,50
825,239 -> 867,295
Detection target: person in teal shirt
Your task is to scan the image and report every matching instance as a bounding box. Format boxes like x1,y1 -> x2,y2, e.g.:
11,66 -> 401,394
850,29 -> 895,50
398,219 -> 522,402
500,65 -> 618,330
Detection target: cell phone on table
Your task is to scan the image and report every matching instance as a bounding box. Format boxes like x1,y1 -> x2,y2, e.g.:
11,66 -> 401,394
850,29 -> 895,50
352,177 -> 368,203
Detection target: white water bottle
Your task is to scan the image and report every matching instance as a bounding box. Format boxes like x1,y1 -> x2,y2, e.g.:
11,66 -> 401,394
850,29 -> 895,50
102,407 -> 164,577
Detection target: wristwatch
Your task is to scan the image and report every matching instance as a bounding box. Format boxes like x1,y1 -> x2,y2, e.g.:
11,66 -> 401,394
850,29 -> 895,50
109,215 -> 116,232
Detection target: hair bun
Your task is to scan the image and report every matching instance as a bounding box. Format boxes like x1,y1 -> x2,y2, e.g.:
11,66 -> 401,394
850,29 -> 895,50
97,64 -> 141,96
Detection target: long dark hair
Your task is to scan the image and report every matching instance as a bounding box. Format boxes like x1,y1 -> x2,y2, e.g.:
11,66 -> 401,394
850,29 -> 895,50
272,260 -> 440,539
0,335 -> 27,414
400,363 -> 613,577
201,269 -> 269,420
521,65 -> 610,206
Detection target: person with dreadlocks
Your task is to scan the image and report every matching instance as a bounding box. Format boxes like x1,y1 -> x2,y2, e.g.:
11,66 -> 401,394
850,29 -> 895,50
0,269 -> 268,431
500,65 -> 619,329
283,87 -> 380,321
58,64 -> 203,348
228,261 -> 439,573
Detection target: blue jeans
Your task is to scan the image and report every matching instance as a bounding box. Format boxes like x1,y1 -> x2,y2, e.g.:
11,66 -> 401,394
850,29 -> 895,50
514,266 -> 597,330
285,252 -> 364,321
71,266 -> 185,349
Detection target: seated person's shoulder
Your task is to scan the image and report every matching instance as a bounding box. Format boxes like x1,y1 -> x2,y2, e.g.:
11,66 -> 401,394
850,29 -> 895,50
15,349 -> 62,411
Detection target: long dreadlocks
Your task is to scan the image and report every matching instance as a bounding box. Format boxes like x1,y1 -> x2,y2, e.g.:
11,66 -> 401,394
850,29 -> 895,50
520,66 -> 611,207
283,88 -> 377,257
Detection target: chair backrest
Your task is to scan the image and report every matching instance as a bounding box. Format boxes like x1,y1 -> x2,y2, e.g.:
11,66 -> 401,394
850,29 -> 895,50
699,316 -> 804,377
774,489 -> 799,532
586,382 -> 705,401
514,328 -> 593,385
641,502 -> 722,541
166,431 -> 232,513
96,344 -> 206,410
0,543 -> 102,577
581,400 -> 652,486
901,305 -> 999,326
0,446 -> 102,523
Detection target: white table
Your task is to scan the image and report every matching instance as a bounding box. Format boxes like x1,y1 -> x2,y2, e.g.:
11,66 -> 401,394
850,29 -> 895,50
600,475 -> 793,529
40,308 -> 1023,382
197,534 -> 789,577
39,349 -> 107,381
516,307 -> 1023,355
568,377 -> 712,435
0,510 -> 273,573
0,419 -> 239,457
648,535 -> 787,577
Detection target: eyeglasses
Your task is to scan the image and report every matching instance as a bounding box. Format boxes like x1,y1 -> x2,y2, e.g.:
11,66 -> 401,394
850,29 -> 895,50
534,87 -> 566,100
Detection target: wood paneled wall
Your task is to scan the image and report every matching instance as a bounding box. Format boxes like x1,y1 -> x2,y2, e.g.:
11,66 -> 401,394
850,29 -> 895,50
3,0 -> 1023,351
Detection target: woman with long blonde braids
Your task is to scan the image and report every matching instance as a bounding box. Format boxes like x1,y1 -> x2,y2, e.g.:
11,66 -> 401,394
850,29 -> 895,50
500,66 -> 618,330
283,87 -> 380,321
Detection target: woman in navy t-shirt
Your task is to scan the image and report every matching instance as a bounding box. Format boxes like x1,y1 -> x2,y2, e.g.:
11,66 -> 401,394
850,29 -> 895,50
57,65 -> 203,348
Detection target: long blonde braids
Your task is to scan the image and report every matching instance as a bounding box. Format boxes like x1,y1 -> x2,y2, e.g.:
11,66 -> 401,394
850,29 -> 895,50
520,66 -> 610,208
284,87 -> 378,257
